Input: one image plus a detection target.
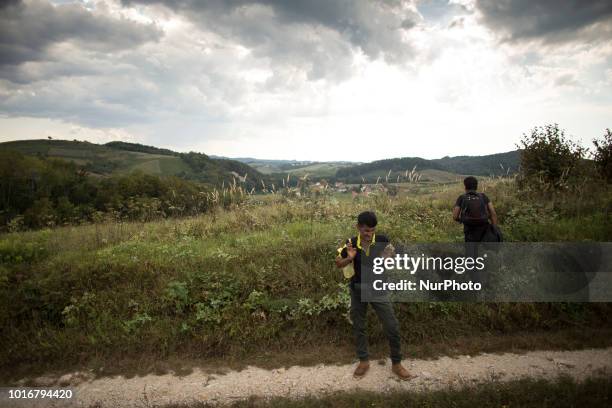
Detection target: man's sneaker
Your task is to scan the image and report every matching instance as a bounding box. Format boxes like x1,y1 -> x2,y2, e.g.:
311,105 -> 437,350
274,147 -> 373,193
391,363 -> 417,381
353,360 -> 370,379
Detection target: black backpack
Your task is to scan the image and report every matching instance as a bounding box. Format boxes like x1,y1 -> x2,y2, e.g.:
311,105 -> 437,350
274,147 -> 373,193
460,192 -> 489,226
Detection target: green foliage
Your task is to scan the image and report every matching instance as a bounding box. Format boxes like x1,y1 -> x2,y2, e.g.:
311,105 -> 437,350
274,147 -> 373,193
0,235 -> 48,264
178,151 -> 271,192
122,312 -> 153,334
0,150 -> 232,231
592,128 -> 612,183
163,281 -> 191,314
61,291 -> 98,328
0,176 -> 610,373
517,123 -> 588,189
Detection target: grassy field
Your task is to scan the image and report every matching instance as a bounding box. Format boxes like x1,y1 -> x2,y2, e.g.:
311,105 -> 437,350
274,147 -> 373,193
1,178 -> 611,382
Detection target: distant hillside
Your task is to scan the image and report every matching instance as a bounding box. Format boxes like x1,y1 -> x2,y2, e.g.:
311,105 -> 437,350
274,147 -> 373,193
0,139 -> 271,190
106,141 -> 177,156
1,139 -> 521,187
211,155 -> 359,176
335,150 -> 520,183
432,151 -> 520,175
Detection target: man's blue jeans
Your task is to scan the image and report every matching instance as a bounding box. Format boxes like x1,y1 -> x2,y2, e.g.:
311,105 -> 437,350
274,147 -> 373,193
349,283 -> 402,364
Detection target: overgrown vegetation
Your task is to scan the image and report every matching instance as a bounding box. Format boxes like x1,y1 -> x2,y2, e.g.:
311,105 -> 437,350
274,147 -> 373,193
593,128 -> 612,183
0,150 -> 246,231
1,124 -> 610,383
1,175 -> 610,379
512,124 -> 611,235
521,124 -> 588,189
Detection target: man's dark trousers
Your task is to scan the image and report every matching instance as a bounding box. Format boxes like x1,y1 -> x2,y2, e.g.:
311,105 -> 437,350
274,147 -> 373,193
465,224 -> 489,291
349,283 -> 402,364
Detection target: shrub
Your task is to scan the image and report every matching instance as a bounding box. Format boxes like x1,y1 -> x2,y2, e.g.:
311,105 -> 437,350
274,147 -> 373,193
593,128 -> 612,183
517,124 -> 587,189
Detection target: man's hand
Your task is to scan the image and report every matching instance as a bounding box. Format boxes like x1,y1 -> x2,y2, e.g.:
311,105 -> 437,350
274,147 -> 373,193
452,206 -> 461,222
346,240 -> 357,260
335,239 -> 357,269
382,243 -> 395,258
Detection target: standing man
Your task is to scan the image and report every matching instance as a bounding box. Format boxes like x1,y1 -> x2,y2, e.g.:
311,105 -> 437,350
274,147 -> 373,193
453,176 -> 498,242
335,211 -> 416,381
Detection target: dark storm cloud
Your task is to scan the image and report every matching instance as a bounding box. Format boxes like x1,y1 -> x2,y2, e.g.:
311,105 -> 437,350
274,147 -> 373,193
0,0 -> 421,130
122,0 -> 420,65
0,0 -> 162,67
475,0 -> 612,43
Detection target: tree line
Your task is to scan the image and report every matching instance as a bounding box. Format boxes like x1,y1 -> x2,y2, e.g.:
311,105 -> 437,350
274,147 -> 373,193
0,150 -> 218,231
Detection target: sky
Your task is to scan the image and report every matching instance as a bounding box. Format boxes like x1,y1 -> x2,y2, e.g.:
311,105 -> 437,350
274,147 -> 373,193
0,0 -> 611,162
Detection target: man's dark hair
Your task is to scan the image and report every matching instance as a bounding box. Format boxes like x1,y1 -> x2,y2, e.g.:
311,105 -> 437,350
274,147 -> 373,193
357,211 -> 377,227
464,176 -> 478,191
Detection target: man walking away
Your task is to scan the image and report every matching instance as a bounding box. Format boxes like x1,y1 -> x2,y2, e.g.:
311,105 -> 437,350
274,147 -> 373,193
453,176 -> 498,242
335,211 -> 416,381
453,176 -> 499,290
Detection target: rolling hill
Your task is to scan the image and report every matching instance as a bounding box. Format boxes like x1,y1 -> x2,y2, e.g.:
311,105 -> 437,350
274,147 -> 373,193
0,139 -> 271,190
0,139 -> 521,187
335,150 -> 520,183
210,156 -> 359,176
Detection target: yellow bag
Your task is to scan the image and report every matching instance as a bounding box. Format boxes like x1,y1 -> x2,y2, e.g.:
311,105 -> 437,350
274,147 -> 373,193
338,238 -> 355,279
342,262 -> 354,279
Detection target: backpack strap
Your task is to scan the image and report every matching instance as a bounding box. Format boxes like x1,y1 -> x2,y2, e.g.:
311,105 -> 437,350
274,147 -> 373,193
477,192 -> 488,216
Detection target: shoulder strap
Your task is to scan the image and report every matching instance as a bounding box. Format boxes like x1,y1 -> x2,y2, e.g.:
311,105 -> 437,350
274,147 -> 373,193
478,193 -> 488,214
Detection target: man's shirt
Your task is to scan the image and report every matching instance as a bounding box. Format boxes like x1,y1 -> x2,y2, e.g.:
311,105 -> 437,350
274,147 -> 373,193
455,190 -> 490,238
337,233 -> 390,286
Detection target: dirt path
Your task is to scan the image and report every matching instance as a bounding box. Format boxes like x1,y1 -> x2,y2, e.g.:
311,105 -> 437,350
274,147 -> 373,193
5,347 -> 612,408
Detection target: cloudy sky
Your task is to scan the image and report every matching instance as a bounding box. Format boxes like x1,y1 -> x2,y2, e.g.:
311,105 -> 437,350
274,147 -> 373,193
0,0 -> 610,161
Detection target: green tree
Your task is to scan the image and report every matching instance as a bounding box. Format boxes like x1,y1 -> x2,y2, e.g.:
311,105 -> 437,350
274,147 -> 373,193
593,129 -> 612,183
517,123 -> 586,189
